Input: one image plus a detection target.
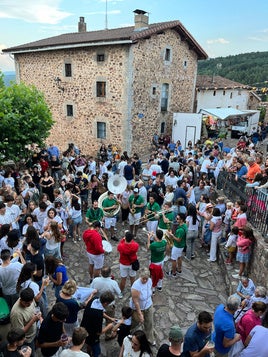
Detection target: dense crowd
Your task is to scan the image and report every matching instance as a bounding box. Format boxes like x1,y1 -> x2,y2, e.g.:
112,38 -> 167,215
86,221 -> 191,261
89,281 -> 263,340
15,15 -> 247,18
0,134 -> 268,357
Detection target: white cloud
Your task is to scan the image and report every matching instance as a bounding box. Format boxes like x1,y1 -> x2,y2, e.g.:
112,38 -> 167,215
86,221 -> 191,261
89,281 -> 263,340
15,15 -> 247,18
0,44 -> 15,72
248,28 -> 268,42
206,38 -> 230,45
0,0 -> 71,24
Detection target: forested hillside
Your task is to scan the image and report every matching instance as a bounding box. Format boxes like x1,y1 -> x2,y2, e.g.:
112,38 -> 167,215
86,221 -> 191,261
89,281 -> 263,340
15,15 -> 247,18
198,52 -> 268,87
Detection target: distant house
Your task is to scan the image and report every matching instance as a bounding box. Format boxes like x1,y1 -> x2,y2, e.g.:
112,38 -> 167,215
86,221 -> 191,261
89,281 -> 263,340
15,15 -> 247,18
3,10 -> 207,156
194,75 -> 261,113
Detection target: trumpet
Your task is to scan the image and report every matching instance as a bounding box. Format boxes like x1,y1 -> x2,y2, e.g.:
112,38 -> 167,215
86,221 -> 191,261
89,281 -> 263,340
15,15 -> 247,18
139,208 -> 173,225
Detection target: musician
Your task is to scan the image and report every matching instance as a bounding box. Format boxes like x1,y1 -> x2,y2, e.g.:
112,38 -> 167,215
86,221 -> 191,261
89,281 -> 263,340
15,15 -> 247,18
158,202 -> 174,261
145,194 -> 161,234
85,200 -> 104,226
147,230 -> 167,293
102,191 -> 119,241
165,213 -> 187,277
128,188 -> 144,238
158,202 -> 174,234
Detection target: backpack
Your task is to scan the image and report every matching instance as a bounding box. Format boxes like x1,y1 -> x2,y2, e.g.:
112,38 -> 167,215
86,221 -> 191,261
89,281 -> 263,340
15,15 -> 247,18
0,297 -> 10,325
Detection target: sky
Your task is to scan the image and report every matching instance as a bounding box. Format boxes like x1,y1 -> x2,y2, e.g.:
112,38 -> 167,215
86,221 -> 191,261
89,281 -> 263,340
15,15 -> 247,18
1,0 -> 268,72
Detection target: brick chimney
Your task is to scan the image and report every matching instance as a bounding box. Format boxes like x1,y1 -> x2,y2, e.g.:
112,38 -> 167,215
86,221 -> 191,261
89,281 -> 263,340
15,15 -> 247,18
78,17 -> 87,33
133,9 -> 149,30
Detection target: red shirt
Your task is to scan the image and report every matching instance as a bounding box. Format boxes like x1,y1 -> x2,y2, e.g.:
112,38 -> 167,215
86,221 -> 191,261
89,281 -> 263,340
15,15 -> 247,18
83,229 -> 104,255
117,239 -> 139,265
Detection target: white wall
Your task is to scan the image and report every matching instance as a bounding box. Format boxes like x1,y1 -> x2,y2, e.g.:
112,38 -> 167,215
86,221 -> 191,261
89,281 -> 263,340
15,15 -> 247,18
196,88 -> 249,112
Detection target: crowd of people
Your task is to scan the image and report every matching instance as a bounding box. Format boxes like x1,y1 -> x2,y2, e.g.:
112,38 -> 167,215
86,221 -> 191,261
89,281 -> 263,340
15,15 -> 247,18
0,134 -> 268,357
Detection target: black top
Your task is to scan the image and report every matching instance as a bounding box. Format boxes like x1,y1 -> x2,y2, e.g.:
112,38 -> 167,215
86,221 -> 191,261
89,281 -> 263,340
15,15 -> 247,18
0,343 -> 21,357
37,311 -> 63,357
157,344 -> 186,357
28,252 -> 44,282
81,299 -> 103,346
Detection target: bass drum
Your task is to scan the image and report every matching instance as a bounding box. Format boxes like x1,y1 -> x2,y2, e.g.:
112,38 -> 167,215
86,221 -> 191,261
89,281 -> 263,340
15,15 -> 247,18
98,191 -> 121,217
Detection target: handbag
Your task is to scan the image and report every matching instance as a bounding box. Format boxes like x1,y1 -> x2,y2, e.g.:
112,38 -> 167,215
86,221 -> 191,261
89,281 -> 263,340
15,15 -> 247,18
131,259 -> 140,271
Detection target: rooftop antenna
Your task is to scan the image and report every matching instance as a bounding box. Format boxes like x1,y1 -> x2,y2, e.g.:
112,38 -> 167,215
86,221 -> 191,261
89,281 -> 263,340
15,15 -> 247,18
105,0 -> 108,30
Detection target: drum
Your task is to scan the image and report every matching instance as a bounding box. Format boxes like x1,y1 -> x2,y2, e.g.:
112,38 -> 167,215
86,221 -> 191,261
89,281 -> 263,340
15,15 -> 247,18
102,240 -> 113,253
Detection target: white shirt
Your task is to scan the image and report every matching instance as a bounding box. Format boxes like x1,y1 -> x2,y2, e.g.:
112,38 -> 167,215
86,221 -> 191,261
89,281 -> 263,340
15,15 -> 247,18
130,278 -> 153,310
88,160 -> 96,175
90,276 -> 121,297
6,204 -> 21,229
118,161 -> 127,176
60,350 -> 89,357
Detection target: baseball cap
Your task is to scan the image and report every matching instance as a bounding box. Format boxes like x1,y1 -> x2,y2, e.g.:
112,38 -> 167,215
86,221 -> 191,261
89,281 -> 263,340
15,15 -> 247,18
169,325 -> 183,342
133,188 -> 139,193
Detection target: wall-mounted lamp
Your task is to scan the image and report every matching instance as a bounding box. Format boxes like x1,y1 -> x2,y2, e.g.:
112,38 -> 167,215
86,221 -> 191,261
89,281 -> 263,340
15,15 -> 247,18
54,77 -> 64,92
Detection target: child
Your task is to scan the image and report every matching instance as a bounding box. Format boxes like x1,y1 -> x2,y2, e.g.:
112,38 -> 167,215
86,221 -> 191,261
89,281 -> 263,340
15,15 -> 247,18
223,201 -> 234,239
231,200 -> 241,223
112,306 -> 133,347
233,204 -> 248,231
224,226 -> 239,264
232,226 -> 255,279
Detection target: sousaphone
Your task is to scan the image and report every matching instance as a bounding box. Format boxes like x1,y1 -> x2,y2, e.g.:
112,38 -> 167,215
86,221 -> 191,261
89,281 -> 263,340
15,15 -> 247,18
98,175 -> 127,217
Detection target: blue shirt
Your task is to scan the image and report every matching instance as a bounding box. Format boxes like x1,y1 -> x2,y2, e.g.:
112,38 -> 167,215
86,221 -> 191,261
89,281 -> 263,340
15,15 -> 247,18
237,166 -> 248,178
183,322 -> 211,357
213,304 -> 235,354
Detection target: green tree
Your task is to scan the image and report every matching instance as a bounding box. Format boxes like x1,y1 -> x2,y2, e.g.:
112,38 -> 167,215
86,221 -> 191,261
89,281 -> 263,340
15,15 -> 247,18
0,82 -> 54,162
0,71 -> 4,89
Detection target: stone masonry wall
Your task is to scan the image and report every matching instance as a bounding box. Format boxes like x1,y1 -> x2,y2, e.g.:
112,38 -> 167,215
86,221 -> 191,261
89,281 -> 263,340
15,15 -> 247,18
131,29 -> 198,155
15,45 -> 131,156
15,29 -> 199,158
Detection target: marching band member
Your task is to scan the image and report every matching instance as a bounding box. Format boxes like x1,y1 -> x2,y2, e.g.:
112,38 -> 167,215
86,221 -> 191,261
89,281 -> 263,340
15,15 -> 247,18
128,188 -> 144,238
145,194 -> 160,235
85,200 -> 104,226
102,191 -> 119,241
158,202 -> 174,261
147,230 -> 167,294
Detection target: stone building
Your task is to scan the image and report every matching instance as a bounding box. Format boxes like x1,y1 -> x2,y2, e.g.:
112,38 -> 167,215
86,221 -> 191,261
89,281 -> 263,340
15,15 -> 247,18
4,10 -> 207,156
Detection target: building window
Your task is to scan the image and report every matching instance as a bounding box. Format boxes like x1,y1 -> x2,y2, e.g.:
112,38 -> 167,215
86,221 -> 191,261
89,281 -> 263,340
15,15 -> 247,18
213,90 -> 216,96
230,92 -> 233,99
97,122 -> 106,139
161,83 -> 169,112
183,60 -> 187,68
96,81 -> 106,97
161,122 -> 165,134
223,90 -> 226,95
165,48 -> 171,61
97,54 -> 105,62
65,63 -> 72,77
66,104 -> 73,117
152,86 -> 157,95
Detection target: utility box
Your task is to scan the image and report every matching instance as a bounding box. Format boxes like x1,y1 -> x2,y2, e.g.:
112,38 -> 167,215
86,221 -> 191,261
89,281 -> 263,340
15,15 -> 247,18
172,113 -> 202,148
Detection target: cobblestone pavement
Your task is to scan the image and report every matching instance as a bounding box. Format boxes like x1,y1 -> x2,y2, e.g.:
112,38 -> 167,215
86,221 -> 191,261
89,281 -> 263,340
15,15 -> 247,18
45,221 -> 229,356
46,136 -> 268,355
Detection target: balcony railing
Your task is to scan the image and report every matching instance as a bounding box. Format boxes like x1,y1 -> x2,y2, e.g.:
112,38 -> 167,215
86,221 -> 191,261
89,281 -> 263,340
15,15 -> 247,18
217,171 -> 268,237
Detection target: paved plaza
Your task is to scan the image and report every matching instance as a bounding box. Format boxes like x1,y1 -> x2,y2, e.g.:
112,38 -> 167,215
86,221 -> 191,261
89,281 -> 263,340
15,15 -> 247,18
46,222 -> 229,356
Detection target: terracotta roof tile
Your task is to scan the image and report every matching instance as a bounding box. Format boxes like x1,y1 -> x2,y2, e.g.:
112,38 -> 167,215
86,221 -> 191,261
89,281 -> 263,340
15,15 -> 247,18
196,75 -> 251,89
3,20 -> 207,60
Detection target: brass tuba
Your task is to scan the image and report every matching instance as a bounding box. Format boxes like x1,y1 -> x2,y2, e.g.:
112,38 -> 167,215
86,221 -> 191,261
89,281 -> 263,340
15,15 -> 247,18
98,175 -> 127,217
